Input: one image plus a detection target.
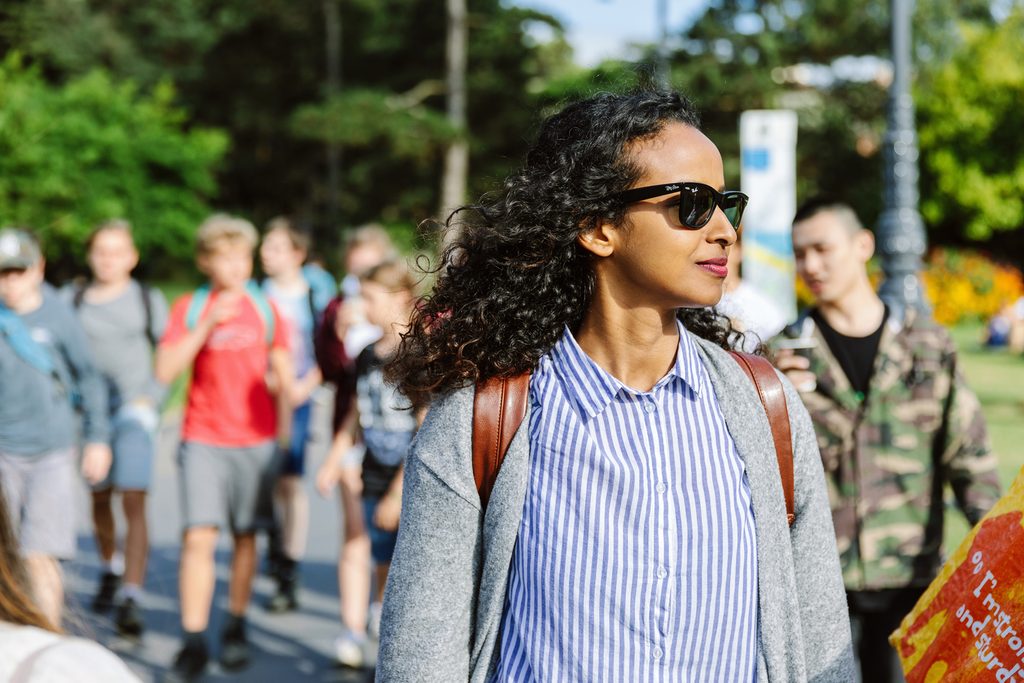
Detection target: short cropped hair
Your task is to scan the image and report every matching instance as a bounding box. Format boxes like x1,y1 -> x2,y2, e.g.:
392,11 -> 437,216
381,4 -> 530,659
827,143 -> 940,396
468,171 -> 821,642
793,197 -> 865,235
345,223 -> 397,260
264,215 -> 312,253
86,219 -> 134,252
196,214 -> 258,256
360,258 -> 417,294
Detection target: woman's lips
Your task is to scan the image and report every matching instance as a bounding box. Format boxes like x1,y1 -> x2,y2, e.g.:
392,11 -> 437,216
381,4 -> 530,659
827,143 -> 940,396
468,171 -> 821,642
697,258 -> 728,278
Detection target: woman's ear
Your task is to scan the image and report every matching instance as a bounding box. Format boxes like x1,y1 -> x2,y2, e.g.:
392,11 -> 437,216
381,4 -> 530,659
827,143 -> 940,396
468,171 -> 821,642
577,219 -> 617,258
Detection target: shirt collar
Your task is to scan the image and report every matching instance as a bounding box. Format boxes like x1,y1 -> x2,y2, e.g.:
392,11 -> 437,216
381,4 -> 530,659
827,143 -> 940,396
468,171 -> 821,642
550,318 -> 705,420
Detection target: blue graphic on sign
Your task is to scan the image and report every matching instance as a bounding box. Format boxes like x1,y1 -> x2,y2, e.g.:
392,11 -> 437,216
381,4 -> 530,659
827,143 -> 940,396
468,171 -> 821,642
742,148 -> 771,171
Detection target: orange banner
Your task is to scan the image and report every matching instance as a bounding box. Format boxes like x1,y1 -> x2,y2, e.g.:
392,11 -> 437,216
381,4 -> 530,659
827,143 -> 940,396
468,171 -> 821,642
892,467 -> 1024,682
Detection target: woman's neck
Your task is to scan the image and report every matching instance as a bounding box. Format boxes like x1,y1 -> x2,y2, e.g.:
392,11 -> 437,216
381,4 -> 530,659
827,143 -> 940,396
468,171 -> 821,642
574,304 -> 679,393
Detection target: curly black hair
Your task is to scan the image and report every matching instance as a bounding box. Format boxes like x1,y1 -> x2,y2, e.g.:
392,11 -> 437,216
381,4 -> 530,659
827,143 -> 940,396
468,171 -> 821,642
388,89 -> 743,409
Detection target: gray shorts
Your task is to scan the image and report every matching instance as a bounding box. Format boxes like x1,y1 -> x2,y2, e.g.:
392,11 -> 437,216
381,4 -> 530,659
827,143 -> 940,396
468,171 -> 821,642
94,403 -> 159,492
0,448 -> 77,559
177,440 -> 280,535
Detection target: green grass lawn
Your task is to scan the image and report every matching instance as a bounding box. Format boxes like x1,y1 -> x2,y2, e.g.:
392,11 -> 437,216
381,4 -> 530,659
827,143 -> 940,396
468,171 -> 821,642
944,322 -> 1024,549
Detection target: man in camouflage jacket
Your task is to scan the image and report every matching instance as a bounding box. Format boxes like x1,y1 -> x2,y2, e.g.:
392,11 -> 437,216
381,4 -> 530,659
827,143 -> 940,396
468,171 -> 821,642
773,199 -> 1001,683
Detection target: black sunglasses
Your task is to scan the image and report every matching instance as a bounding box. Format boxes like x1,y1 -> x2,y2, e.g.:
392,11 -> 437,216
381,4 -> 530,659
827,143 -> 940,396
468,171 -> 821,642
612,181 -> 748,229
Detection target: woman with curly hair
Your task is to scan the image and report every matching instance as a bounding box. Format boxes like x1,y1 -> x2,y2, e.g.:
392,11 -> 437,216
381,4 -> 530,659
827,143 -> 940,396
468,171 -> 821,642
377,89 -> 854,682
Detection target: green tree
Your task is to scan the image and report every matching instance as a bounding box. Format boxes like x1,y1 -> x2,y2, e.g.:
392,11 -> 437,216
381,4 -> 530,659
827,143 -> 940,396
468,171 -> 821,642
0,55 -> 227,277
916,9 -> 1024,241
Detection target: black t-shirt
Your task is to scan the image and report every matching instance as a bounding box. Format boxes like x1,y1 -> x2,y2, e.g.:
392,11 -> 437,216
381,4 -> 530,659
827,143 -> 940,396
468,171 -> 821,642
355,343 -> 417,499
812,306 -> 889,397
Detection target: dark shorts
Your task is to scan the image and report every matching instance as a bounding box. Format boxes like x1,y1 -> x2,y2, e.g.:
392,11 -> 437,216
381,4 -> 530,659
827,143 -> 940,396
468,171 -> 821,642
177,440 -> 280,535
94,403 -> 159,492
362,497 -> 399,565
281,402 -> 313,477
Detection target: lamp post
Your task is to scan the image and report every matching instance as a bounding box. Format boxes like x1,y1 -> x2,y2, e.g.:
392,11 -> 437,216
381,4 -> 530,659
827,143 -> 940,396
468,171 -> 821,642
656,0 -> 670,87
876,0 -> 930,318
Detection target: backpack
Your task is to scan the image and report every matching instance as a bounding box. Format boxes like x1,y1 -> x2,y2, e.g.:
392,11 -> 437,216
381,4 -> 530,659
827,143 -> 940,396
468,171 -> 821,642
185,281 -> 275,344
72,279 -> 158,349
472,350 -> 796,526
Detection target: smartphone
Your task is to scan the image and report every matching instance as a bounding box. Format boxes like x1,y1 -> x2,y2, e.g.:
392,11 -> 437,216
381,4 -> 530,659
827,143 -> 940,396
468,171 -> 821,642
774,336 -> 818,360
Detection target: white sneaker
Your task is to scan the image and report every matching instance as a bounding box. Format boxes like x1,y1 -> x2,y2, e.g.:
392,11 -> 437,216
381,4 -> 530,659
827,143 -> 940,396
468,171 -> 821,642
368,602 -> 383,640
334,631 -> 366,668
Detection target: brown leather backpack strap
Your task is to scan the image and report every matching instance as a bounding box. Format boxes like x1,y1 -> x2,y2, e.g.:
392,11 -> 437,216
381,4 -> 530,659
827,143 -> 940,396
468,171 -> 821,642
728,351 -> 796,526
472,372 -> 531,509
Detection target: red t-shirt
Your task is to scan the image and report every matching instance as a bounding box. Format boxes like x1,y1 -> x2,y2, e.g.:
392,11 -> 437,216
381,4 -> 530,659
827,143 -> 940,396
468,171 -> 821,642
161,290 -> 289,447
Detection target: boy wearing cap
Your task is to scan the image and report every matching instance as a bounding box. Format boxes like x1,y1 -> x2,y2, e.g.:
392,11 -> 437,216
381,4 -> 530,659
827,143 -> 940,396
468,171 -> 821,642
0,227 -> 112,626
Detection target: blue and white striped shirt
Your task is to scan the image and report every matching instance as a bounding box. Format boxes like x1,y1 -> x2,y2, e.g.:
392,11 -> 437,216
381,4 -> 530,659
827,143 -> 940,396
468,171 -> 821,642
495,322 -> 759,682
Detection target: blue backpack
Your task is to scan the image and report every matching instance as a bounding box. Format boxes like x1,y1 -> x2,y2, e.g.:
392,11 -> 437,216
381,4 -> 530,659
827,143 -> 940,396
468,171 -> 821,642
185,281 -> 276,345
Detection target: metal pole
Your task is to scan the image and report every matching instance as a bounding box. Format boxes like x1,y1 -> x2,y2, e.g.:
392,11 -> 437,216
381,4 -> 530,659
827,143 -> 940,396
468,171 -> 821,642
656,0 -> 670,88
877,0 -> 930,318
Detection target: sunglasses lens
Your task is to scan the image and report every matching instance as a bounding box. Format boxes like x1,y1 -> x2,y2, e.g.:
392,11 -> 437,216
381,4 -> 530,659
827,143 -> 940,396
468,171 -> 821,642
678,185 -> 716,229
722,194 -> 747,227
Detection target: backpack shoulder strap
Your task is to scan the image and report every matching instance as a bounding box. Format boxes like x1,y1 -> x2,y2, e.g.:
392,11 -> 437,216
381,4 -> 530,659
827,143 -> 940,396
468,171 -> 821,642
472,372 -> 531,510
71,278 -> 88,309
185,285 -> 211,330
728,350 -> 796,526
137,281 -> 157,349
245,280 -> 275,345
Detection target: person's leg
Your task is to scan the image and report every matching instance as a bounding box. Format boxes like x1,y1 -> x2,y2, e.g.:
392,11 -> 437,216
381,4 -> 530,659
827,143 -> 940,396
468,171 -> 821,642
24,553 -> 63,626
91,488 -> 117,564
121,490 -> 149,590
338,468 -> 371,636
179,526 -> 219,632
279,475 -> 310,563
228,533 -> 258,616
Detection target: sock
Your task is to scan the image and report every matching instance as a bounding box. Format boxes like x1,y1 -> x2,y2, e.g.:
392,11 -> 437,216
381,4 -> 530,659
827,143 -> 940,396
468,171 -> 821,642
224,613 -> 246,637
106,552 -> 125,576
121,583 -> 143,601
183,630 -> 207,651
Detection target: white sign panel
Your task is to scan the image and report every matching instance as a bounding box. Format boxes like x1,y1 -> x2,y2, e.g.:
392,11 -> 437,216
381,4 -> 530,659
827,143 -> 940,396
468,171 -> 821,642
739,110 -> 799,323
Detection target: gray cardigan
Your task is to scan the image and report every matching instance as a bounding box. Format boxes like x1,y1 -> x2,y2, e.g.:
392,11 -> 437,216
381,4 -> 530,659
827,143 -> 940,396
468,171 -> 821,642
378,335 -> 856,682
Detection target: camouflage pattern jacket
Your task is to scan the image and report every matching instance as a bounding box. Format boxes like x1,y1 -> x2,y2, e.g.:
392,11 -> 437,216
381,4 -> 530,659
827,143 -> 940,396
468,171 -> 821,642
773,308 -> 1001,591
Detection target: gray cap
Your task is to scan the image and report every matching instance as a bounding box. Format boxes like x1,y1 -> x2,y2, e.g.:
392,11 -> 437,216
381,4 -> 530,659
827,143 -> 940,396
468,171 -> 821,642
0,229 -> 42,270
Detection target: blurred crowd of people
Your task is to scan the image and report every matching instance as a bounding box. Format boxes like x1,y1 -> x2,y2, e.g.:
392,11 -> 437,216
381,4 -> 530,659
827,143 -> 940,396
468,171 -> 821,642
0,215 -> 416,681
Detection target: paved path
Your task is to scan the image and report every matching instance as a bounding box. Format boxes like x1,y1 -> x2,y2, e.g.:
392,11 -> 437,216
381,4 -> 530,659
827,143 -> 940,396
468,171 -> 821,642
64,391 -> 373,682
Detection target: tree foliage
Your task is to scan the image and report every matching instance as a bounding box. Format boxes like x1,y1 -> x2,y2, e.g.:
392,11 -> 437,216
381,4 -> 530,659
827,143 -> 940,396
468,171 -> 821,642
916,9 -> 1024,241
0,55 -> 227,277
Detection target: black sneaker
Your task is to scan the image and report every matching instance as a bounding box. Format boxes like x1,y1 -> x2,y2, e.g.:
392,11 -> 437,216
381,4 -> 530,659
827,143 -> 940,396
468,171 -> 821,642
264,565 -> 296,614
116,597 -> 145,638
163,638 -> 208,683
92,572 -> 121,613
219,617 -> 251,672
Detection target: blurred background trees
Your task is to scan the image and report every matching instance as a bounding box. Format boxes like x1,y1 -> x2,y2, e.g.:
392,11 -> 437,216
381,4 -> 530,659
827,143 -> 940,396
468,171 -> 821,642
0,0 -> 1021,277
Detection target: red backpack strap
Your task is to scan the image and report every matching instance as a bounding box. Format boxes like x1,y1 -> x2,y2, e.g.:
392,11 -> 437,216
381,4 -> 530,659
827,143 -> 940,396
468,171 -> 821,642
472,372 -> 531,509
728,351 -> 796,526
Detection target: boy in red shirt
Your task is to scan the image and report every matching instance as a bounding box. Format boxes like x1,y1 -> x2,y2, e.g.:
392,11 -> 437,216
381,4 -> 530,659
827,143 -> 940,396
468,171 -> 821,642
156,215 -> 293,681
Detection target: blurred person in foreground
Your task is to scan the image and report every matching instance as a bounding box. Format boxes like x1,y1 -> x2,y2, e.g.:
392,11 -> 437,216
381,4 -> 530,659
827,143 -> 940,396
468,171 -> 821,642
772,198 -> 1002,683
377,90 -> 854,682
63,220 -> 168,637
312,224 -> 393,656
0,228 -> 112,627
316,260 -> 423,668
156,215 -> 293,682
0,482 -> 139,682
258,217 -> 334,613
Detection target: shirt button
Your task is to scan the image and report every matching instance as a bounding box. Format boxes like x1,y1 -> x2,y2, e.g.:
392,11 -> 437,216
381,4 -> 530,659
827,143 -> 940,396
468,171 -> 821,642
656,482 -> 667,494
653,647 -> 663,660
644,401 -> 656,414
657,566 -> 668,579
